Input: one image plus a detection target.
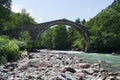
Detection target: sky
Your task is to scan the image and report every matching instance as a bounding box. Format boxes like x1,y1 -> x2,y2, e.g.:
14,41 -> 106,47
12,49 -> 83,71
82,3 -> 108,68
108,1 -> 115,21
11,0 -> 114,23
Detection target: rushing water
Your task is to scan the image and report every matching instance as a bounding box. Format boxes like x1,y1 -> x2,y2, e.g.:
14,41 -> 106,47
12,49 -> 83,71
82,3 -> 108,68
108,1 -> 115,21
70,52 -> 120,71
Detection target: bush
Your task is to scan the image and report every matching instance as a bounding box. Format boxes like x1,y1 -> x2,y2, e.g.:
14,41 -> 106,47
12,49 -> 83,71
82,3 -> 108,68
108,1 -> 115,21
0,54 -> 7,64
19,31 -> 33,51
5,41 -> 21,61
0,36 -> 21,64
13,39 -> 27,50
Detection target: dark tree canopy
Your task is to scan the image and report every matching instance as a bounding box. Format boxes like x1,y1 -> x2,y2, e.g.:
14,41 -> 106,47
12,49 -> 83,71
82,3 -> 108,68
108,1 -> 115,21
0,0 -> 11,22
0,0 -> 11,31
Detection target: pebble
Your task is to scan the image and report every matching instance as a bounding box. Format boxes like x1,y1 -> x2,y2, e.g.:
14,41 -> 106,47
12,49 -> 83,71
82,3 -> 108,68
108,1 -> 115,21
0,50 -> 119,80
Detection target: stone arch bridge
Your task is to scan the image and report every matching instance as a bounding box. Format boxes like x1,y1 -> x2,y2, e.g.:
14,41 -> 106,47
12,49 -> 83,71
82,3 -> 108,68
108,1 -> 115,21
7,19 -> 90,52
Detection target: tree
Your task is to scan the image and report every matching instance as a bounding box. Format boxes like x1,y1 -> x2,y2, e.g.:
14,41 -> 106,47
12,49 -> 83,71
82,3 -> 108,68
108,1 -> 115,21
38,25 -> 69,50
67,27 -> 86,51
111,0 -> 120,7
85,3 -> 120,53
19,31 -> 32,51
38,28 -> 54,49
38,25 -> 86,51
75,18 -> 81,24
0,0 -> 11,31
20,9 -> 36,26
52,25 -> 68,50
3,10 -> 36,31
81,19 -> 86,25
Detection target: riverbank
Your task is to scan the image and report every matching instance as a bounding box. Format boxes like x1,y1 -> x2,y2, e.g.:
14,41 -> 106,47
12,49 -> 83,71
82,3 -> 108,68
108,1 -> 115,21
0,50 -> 120,80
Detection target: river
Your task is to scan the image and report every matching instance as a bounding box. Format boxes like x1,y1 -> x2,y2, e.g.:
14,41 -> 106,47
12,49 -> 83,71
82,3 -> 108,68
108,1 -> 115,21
40,50 -> 120,71
70,52 -> 120,71
41,50 -> 120,71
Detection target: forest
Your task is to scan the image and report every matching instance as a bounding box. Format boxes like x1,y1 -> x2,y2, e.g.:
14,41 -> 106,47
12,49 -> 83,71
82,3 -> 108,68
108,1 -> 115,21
0,0 -> 120,64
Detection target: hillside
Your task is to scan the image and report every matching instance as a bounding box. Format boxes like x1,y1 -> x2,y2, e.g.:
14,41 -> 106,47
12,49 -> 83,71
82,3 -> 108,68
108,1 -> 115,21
111,0 -> 120,7
85,0 -> 120,53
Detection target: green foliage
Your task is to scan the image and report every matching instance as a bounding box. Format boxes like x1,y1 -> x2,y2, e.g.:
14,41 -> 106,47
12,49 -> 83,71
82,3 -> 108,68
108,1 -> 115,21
38,25 -> 68,50
110,0 -> 120,7
3,12 -> 36,31
75,18 -> 81,24
0,0 -> 11,31
5,41 -> 21,61
0,0 -> 11,22
13,39 -> 27,50
85,3 -> 120,53
52,25 -> 68,50
75,18 -> 86,25
0,55 -> 7,64
37,28 -> 54,49
72,39 -> 84,50
113,3 -> 120,12
37,25 -> 86,51
68,27 -> 86,51
0,36 -> 21,64
19,31 -> 32,51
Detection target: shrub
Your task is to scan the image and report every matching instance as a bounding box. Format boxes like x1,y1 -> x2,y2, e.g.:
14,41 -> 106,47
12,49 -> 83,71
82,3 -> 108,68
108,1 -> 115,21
0,37 -> 21,64
5,41 -> 21,61
13,39 -> 27,50
19,31 -> 33,51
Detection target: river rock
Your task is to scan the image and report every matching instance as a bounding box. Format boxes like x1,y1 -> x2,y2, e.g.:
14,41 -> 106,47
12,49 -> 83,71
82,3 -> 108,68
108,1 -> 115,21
49,75 -> 65,80
84,69 -> 95,75
116,76 -> 120,80
79,63 -> 91,68
91,63 -> 101,68
0,50 -> 119,80
61,67 -> 76,73
1,69 -> 8,73
50,72 -> 77,80
105,76 -> 116,80
74,72 -> 86,79
4,62 -> 17,69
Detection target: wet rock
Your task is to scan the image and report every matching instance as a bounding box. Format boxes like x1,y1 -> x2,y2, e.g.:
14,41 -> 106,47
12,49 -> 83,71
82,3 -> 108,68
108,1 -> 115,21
91,63 -> 100,68
107,71 -> 118,76
115,71 -> 120,76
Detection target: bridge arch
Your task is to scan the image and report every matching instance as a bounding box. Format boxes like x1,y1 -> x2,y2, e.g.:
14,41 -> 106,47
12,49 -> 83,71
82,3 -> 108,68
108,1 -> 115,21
7,19 -> 90,52
35,19 -> 90,52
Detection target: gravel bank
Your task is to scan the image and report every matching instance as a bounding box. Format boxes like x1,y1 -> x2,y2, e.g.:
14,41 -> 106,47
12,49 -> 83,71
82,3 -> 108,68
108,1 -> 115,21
0,50 -> 120,80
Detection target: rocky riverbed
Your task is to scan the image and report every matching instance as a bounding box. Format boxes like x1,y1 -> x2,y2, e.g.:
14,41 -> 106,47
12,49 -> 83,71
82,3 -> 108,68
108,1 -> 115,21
0,50 -> 120,80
